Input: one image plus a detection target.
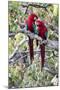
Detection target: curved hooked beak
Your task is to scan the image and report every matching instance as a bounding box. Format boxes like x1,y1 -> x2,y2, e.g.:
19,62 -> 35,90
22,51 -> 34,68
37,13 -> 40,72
34,17 -> 37,21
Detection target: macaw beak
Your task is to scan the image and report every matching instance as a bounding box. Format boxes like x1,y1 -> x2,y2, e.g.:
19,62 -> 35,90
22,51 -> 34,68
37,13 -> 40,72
34,17 -> 37,21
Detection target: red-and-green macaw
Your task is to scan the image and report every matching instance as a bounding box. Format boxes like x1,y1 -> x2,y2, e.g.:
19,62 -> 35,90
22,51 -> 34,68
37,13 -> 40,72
36,20 -> 48,70
25,13 -> 38,63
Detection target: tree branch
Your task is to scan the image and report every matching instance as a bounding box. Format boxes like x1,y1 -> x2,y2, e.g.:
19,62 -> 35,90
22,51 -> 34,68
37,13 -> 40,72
9,38 -> 28,60
22,3 -> 51,13
9,28 -> 58,48
43,67 -> 58,76
46,22 -> 58,33
9,27 -> 58,62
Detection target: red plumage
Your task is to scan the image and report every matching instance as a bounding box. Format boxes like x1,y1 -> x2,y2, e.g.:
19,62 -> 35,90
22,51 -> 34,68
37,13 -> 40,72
25,13 -> 38,63
25,13 -> 38,32
36,20 -> 47,39
36,20 -> 48,69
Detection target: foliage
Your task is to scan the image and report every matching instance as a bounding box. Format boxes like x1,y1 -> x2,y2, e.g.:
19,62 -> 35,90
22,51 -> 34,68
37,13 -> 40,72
8,59 -> 54,88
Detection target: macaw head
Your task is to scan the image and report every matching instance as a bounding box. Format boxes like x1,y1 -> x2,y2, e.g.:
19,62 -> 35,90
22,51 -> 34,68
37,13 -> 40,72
35,20 -> 44,27
28,13 -> 38,22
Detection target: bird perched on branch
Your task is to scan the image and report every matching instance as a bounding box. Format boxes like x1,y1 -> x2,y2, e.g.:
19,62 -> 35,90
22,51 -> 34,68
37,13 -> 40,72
25,13 -> 38,64
35,19 -> 48,70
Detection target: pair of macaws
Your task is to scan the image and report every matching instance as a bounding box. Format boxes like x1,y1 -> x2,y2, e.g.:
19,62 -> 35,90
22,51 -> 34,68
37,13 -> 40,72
25,13 -> 48,69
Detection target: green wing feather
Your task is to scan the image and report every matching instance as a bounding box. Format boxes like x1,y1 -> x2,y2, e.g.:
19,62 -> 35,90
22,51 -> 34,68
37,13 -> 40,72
33,24 -> 39,35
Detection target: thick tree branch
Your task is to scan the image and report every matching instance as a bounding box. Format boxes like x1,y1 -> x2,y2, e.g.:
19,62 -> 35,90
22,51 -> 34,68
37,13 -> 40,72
22,3 -> 51,13
9,29 -> 58,48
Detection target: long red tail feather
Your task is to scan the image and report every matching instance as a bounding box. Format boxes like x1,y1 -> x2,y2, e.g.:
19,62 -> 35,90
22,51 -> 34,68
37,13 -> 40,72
40,44 -> 45,68
29,37 -> 34,63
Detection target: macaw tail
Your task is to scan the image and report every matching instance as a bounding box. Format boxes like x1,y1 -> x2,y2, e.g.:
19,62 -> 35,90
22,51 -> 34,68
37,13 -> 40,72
40,44 -> 45,70
29,37 -> 34,64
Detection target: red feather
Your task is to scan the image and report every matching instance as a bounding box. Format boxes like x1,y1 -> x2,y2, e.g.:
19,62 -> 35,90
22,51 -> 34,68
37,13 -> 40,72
36,20 -> 47,69
26,13 -> 38,32
25,13 -> 38,63
40,44 -> 45,68
29,37 -> 34,63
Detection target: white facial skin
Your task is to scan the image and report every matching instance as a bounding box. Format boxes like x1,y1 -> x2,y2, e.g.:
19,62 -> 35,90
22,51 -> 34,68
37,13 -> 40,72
34,17 -> 37,21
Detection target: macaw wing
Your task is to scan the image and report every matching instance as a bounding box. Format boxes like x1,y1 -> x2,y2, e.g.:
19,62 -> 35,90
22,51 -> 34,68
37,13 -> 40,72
45,31 -> 48,39
33,24 -> 39,35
